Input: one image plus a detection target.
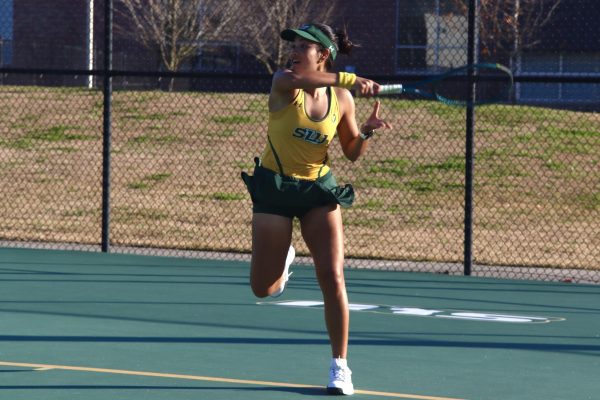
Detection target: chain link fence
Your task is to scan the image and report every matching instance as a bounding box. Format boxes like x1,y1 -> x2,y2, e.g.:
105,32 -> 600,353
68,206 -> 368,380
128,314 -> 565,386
1,0 -> 598,283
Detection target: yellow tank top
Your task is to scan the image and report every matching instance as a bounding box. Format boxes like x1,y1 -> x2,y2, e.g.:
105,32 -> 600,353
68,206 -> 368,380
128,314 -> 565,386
261,87 -> 340,180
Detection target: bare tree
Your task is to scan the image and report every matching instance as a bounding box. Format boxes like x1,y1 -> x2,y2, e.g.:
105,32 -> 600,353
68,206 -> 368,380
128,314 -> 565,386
238,0 -> 339,74
451,0 -> 562,65
116,0 -> 240,90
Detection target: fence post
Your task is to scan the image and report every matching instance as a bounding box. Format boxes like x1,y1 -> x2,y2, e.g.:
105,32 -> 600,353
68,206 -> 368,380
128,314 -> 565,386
464,0 -> 478,275
87,0 -> 95,89
101,0 -> 113,252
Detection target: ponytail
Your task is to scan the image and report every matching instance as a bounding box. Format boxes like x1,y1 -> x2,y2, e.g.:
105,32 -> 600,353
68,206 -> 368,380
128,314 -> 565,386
335,27 -> 359,56
311,23 -> 360,70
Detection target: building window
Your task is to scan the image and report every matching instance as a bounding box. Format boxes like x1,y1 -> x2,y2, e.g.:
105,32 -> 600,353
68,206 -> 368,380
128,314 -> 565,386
396,0 -> 467,73
518,52 -> 600,102
194,42 -> 239,72
0,0 -> 13,66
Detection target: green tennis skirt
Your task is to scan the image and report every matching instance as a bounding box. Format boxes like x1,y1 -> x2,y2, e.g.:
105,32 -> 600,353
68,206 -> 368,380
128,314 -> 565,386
241,158 -> 355,218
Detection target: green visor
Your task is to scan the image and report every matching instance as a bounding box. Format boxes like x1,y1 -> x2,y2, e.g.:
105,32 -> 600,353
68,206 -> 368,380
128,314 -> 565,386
281,24 -> 338,61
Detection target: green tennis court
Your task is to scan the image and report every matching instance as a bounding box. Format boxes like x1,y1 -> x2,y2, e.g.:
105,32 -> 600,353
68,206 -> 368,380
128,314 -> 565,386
1,247 -> 598,400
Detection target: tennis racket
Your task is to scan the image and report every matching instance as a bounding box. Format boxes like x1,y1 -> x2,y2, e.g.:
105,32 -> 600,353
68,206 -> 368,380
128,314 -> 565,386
378,63 -> 513,106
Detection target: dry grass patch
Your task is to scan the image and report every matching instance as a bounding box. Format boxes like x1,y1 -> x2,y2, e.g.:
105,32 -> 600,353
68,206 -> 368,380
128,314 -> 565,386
0,86 -> 598,271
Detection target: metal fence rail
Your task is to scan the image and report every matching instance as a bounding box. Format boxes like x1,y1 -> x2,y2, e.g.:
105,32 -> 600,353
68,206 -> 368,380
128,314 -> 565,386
1,0 -> 598,283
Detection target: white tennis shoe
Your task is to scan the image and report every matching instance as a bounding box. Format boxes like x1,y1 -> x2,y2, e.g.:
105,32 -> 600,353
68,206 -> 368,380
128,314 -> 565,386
327,358 -> 354,395
270,245 -> 295,298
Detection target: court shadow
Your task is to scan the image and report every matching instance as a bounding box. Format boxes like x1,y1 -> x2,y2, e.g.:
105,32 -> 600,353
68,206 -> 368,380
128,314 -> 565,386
0,370 -> 32,373
0,384 -> 329,396
246,386 -> 329,396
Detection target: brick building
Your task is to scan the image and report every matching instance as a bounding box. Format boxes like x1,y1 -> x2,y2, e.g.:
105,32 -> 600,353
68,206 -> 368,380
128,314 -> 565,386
2,0 -> 399,77
2,0 -> 598,103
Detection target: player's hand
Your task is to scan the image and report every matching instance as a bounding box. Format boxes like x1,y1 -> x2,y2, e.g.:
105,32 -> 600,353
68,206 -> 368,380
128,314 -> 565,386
353,77 -> 380,98
361,101 -> 393,132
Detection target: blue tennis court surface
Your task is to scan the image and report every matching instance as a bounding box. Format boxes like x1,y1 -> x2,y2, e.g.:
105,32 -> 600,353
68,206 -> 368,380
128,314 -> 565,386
1,247 -> 598,399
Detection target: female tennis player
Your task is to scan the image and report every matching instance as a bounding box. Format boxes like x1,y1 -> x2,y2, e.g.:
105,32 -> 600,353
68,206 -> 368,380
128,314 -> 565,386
242,22 -> 391,395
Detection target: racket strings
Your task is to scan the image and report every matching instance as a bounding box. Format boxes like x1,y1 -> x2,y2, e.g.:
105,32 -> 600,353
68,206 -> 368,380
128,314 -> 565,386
378,64 -> 513,106
433,66 -> 513,105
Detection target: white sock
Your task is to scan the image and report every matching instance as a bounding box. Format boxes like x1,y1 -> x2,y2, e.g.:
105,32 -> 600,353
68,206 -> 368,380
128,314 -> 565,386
331,357 -> 348,368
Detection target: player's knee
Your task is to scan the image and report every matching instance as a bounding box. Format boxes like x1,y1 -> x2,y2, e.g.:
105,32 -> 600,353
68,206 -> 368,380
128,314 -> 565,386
250,279 -> 270,298
317,266 -> 344,288
251,287 -> 269,298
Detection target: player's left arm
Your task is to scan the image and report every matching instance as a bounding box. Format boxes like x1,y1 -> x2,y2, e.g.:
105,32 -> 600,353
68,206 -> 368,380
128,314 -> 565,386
336,87 -> 392,162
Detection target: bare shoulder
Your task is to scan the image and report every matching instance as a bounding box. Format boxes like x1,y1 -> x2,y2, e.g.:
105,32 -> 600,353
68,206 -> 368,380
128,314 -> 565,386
269,69 -> 298,112
271,68 -> 294,89
333,86 -> 355,114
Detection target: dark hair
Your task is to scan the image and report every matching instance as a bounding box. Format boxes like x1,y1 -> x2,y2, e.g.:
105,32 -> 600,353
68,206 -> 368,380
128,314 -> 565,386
312,23 -> 359,70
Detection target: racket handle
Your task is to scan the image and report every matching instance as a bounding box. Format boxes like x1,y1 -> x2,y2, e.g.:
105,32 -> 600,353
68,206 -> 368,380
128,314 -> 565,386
378,84 -> 404,95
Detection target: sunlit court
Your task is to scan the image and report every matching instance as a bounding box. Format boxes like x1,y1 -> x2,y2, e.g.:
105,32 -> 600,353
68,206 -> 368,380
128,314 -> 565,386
1,0 -> 599,399
1,248 -> 599,399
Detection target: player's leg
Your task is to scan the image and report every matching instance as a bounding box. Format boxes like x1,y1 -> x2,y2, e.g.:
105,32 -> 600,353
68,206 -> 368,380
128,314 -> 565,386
250,212 -> 294,298
300,203 -> 354,395
300,203 -> 348,357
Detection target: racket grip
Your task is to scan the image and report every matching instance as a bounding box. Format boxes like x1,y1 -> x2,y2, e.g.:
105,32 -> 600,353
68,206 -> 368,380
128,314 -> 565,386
378,84 -> 403,95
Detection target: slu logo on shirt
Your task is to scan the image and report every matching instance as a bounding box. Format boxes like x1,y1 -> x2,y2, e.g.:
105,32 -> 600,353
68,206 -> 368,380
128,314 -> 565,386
293,127 -> 327,144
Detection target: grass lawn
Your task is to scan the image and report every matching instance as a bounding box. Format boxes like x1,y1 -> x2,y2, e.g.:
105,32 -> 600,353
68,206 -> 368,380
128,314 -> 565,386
0,85 -> 598,271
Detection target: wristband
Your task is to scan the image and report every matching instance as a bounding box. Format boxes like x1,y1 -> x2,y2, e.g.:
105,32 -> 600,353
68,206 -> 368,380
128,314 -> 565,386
359,129 -> 375,140
338,72 -> 357,89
